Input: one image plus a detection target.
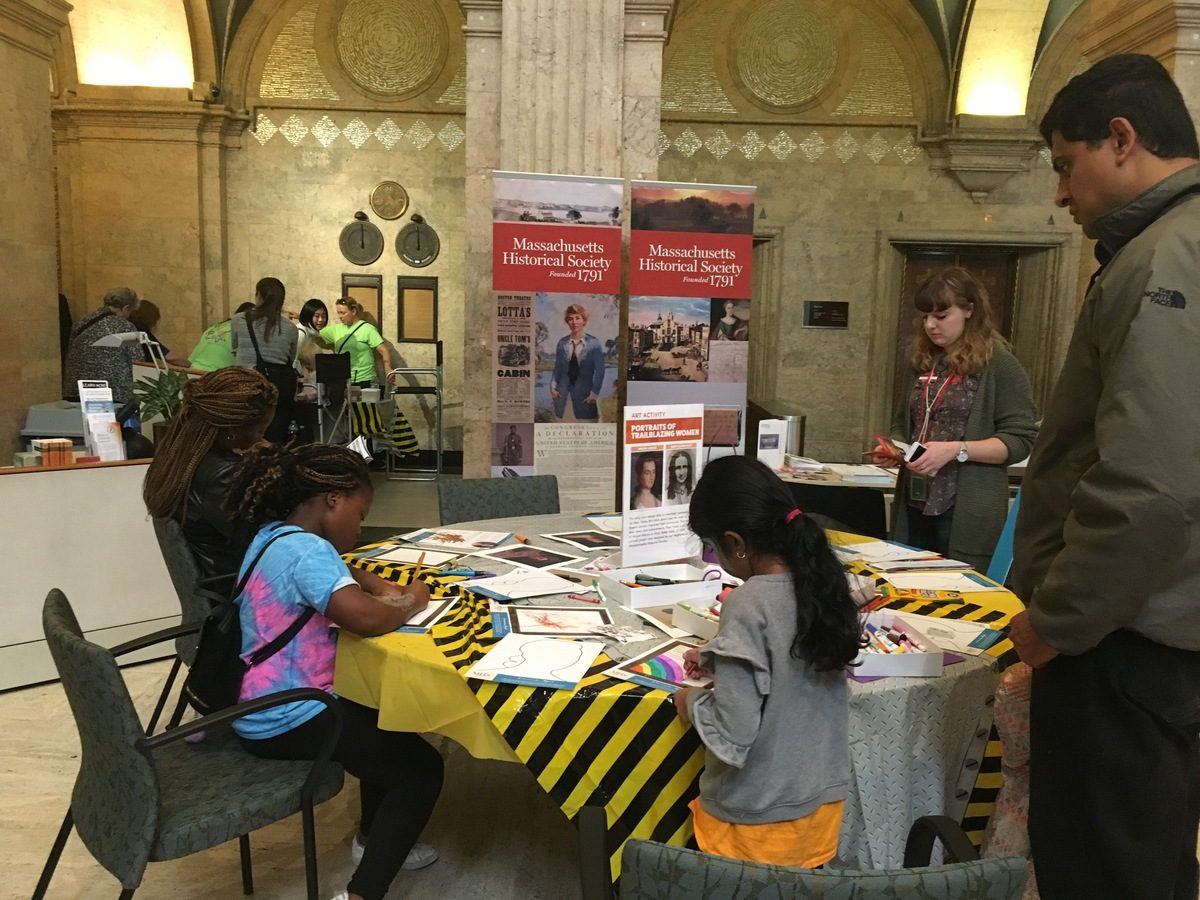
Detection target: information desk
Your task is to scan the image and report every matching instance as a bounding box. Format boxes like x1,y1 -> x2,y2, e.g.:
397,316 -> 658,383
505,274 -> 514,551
334,514 -> 1018,876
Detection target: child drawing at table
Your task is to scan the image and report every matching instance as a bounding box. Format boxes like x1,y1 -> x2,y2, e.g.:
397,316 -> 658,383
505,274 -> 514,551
227,442 -> 442,900
675,455 -> 863,866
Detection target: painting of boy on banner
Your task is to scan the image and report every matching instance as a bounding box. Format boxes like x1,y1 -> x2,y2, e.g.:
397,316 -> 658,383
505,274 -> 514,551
535,294 -> 619,423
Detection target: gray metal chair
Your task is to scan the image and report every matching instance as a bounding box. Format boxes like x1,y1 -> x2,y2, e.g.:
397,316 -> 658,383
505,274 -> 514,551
34,590 -> 345,900
437,474 -> 560,525
579,806 -> 1027,900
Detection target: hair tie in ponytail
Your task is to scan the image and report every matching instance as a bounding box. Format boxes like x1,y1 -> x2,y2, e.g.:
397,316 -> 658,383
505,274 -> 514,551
784,508 -> 802,525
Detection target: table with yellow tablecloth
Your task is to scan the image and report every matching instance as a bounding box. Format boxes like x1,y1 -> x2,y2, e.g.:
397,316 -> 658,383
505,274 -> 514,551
334,515 -> 1021,877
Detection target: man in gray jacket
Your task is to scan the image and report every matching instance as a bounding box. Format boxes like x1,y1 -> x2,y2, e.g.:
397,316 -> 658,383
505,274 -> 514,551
1009,55 -> 1200,900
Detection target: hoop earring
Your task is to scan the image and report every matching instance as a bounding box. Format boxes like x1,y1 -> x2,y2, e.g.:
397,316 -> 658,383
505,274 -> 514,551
736,551 -> 746,559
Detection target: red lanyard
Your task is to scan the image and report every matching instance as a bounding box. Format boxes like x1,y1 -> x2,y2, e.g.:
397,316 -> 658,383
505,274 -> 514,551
917,370 -> 959,443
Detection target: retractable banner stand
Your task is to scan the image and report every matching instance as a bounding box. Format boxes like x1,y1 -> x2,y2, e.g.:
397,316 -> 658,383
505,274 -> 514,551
627,181 -> 756,450
491,171 -> 622,511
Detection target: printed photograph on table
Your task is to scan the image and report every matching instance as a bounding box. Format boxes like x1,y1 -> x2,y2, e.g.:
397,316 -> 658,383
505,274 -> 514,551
400,528 -> 512,550
534,293 -> 619,423
627,296 -> 711,383
509,605 -> 613,636
628,450 -> 665,511
543,530 -> 622,551
612,639 -> 711,693
361,546 -> 462,567
491,422 -> 535,477
395,596 -> 461,634
474,543 -> 585,570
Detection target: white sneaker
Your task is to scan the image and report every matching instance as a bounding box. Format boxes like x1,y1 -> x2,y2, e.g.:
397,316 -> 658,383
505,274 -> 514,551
351,835 -> 439,870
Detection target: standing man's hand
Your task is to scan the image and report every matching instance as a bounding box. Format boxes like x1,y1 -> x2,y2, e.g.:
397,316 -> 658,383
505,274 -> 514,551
1009,610 -> 1060,668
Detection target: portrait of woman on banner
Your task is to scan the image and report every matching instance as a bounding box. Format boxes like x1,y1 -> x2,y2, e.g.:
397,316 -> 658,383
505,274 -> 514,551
549,303 -> 605,421
712,299 -> 750,342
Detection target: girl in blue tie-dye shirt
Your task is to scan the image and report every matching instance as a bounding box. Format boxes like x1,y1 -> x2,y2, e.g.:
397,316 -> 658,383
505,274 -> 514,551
228,442 -> 442,900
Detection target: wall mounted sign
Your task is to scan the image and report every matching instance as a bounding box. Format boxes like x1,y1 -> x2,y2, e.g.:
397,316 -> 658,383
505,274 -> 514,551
803,300 -> 849,329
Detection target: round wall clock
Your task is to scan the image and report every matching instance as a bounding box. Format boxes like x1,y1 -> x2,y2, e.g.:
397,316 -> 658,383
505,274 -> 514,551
397,213 -> 440,268
370,180 -> 409,220
339,212 -> 384,266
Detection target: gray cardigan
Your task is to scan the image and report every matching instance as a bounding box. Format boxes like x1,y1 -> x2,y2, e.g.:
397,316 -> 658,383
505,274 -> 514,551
686,574 -> 849,825
889,346 -> 1037,572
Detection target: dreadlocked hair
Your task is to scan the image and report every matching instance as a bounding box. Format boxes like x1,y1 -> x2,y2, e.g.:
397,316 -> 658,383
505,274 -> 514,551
689,456 -> 864,671
143,368 -> 278,519
229,442 -> 370,529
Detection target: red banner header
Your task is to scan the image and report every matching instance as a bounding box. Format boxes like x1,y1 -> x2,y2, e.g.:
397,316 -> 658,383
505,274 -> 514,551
493,223 -> 621,293
625,416 -> 705,445
629,230 -> 753,298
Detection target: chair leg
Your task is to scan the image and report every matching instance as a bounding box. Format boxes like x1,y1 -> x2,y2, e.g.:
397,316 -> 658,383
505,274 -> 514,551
165,688 -> 189,731
578,804 -> 615,900
32,807 -> 74,900
239,833 -> 253,895
118,889 -> 135,899
302,801 -> 319,900
145,656 -> 182,735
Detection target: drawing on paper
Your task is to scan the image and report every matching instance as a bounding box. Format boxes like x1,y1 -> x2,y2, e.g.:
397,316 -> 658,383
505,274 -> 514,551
510,605 -> 612,636
500,638 -> 587,680
613,639 -> 711,691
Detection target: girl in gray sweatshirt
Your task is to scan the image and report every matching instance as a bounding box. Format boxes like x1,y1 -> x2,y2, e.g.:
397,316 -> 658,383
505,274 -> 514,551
676,455 -> 864,866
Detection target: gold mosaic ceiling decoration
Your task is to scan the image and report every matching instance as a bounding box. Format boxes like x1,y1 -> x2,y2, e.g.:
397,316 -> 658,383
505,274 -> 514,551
732,0 -> 838,110
260,0 -> 339,100
336,0 -> 447,98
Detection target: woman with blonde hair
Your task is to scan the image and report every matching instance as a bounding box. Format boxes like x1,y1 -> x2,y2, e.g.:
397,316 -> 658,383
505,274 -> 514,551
871,267 -> 1037,571
143,367 -> 277,580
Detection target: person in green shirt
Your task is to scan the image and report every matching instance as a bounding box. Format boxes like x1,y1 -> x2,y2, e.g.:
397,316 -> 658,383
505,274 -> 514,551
319,297 -> 393,386
188,302 -> 254,372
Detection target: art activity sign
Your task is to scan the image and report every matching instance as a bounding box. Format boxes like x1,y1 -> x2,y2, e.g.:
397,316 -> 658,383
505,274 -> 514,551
491,171 -> 620,511
627,181 -> 756,448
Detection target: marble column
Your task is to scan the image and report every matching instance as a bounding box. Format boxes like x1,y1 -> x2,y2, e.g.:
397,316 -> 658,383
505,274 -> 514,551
0,0 -> 71,454
1082,0 -> 1200,127
458,0 -> 676,476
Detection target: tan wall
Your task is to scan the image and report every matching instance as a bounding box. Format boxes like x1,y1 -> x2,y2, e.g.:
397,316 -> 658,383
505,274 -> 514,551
0,0 -> 70,456
223,110 -> 467,446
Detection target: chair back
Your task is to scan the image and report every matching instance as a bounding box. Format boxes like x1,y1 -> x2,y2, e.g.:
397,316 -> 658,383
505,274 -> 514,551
43,589 -> 158,888
619,840 -> 1028,900
985,489 -> 1022,586
152,516 -> 208,663
438,474 -> 560,525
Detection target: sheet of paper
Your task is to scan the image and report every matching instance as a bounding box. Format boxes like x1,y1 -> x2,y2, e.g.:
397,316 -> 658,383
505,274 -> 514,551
399,528 -> 513,551
472,543 -> 586,571
611,639 -> 711,693
870,557 -> 972,572
508,605 -> 613,636
364,546 -> 462,567
460,569 -> 581,601
887,612 -> 1002,657
394,596 -> 461,633
586,514 -> 623,532
882,572 -> 998,593
465,633 -> 604,690
543,530 -> 622,551
835,541 -> 942,563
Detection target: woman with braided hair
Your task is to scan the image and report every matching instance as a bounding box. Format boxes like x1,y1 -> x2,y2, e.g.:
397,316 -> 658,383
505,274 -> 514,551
227,442 -> 441,900
143,367 -> 277,581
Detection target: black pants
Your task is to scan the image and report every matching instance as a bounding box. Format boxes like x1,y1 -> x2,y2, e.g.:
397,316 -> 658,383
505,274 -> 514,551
1030,630 -> 1200,900
257,363 -> 298,444
241,697 -> 444,900
904,505 -> 954,557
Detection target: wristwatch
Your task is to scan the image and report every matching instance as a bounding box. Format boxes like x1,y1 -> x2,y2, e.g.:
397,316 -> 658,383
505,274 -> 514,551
956,441 -> 969,463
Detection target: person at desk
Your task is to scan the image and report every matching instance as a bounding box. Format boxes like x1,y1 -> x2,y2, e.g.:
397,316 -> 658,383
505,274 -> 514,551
128,299 -> 190,367
232,277 -> 298,444
630,452 -> 662,509
227,442 -> 442,900
62,286 -> 141,404
142,367 -> 278,582
674,455 -> 860,866
871,268 -> 1036,572
188,302 -> 255,372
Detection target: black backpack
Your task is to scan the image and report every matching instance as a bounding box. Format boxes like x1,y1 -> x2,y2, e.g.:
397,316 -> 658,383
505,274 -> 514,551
183,527 -> 309,715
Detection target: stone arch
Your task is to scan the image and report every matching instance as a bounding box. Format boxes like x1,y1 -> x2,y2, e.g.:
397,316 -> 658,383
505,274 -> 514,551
1026,1 -> 1089,128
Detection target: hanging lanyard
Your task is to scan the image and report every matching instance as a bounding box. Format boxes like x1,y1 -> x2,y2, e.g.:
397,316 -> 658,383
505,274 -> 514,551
916,369 -> 959,443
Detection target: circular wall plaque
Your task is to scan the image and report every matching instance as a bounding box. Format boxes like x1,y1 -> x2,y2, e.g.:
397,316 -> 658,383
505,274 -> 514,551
370,181 -> 409,220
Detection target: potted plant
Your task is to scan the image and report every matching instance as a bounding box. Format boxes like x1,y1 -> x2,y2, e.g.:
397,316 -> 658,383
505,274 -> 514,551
131,369 -> 190,444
